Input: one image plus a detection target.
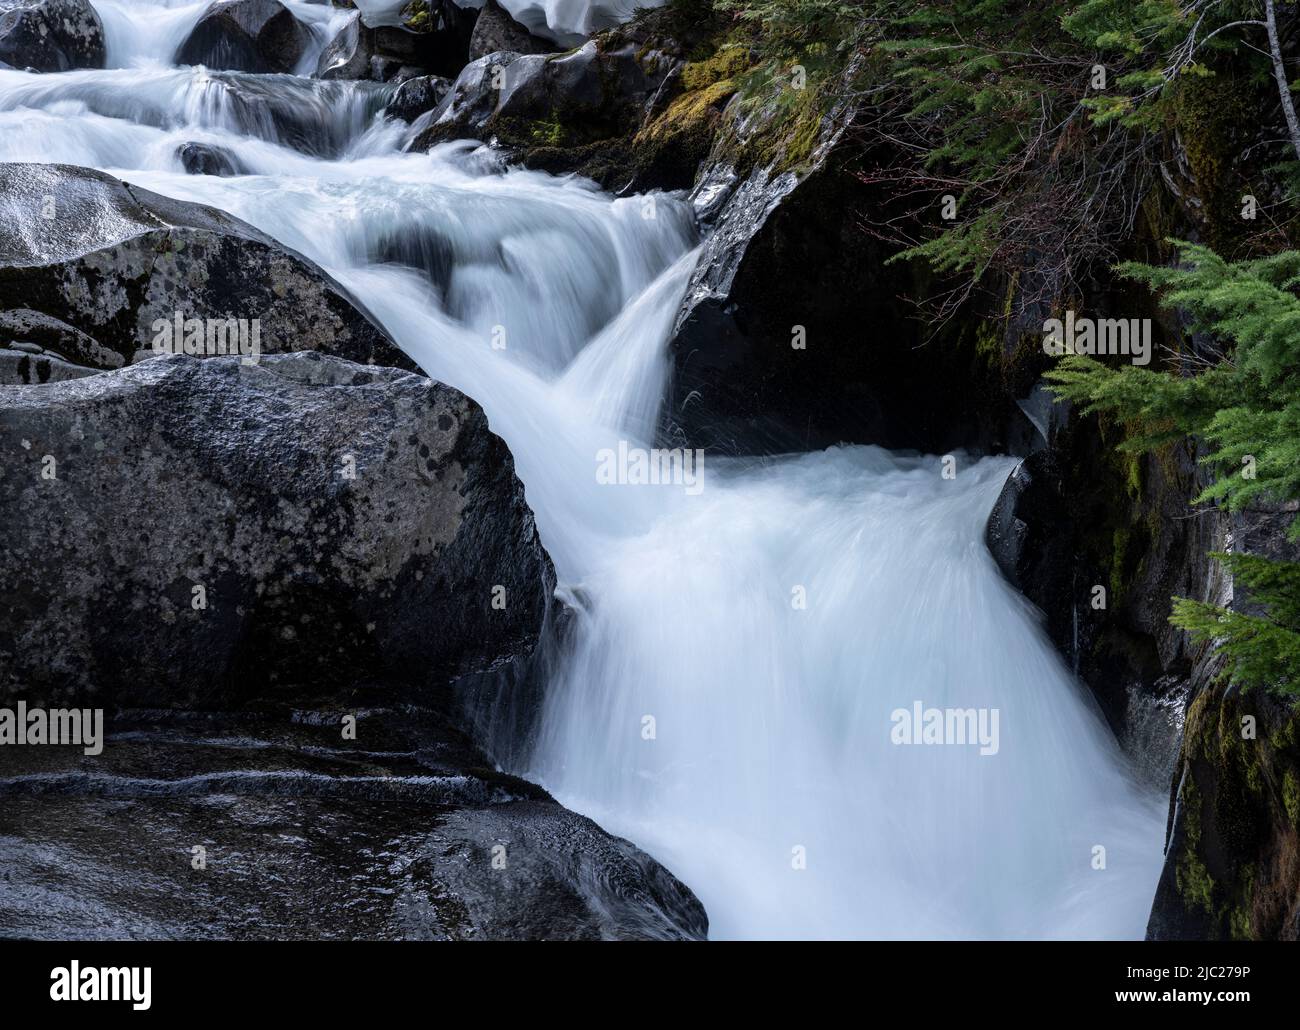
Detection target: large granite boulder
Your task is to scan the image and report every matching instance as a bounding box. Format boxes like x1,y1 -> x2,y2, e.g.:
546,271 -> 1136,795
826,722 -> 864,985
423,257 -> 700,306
176,0 -> 312,74
0,163 -> 408,369
0,351 -> 555,708
0,0 -> 105,72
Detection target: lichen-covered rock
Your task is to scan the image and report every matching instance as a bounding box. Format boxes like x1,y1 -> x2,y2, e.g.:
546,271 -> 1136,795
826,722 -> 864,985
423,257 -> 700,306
467,0 -> 554,62
0,308 -> 121,368
176,0 -> 311,74
0,0 -> 105,72
0,351 -> 556,709
0,163 -> 408,369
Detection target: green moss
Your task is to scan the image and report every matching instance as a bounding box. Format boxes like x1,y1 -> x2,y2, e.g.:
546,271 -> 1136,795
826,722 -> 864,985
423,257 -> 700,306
648,79 -> 737,140
1283,769 -> 1300,825
528,119 -> 566,147
1176,774 -> 1217,913
1123,453 -> 1142,498
1228,899 -> 1253,940
631,72 -> 740,187
680,46 -> 752,92
972,319 -> 1002,365
1110,526 -> 1130,605
1169,72 -> 1256,252
401,0 -> 431,32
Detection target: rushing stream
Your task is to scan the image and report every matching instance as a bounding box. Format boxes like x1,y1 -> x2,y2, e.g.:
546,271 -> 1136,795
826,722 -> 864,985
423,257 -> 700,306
1,0 -> 1166,939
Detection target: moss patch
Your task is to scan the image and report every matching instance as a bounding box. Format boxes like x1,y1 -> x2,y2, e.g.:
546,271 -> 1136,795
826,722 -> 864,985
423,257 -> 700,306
401,0 -> 431,33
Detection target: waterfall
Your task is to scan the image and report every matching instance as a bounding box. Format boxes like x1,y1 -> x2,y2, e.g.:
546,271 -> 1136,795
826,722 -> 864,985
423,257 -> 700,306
0,0 -> 1166,939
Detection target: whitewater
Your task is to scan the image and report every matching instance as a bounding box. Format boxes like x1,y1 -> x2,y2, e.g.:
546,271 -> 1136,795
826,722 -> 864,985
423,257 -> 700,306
0,0 -> 1166,939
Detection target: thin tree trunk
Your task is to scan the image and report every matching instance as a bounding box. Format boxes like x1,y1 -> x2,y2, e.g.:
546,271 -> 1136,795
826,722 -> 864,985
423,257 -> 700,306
1264,0 -> 1300,163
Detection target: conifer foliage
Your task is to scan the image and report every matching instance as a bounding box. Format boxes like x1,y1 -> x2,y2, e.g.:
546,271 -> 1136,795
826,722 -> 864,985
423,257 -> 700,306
1047,242 -> 1300,698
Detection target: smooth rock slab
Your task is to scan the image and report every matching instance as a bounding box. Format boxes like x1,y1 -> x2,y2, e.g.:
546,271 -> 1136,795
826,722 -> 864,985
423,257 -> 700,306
0,708 -> 708,940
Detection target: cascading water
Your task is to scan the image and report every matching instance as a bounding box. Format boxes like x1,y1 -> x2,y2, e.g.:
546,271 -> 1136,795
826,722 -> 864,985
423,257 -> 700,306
1,0 -> 1166,939
349,0 -> 663,41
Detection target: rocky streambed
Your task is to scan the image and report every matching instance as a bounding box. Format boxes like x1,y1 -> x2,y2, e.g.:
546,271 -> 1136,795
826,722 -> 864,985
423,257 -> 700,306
0,0 -> 718,940
2,0 -> 1292,941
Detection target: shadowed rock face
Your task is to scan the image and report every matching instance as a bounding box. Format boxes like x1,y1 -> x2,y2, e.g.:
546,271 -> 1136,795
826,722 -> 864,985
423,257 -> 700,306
316,2 -> 478,81
176,0 -> 312,74
467,0 -> 554,62
1143,505 -> 1300,941
0,163 -> 409,369
0,351 -> 555,710
0,0 -> 105,73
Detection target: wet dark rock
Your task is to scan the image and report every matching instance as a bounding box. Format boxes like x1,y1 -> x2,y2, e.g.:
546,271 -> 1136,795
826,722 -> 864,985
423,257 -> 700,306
0,350 -> 555,709
384,72 -> 450,121
176,0 -> 311,74
0,0 -> 105,72
368,57 -> 423,82
657,57 -> 1041,459
0,709 -> 707,940
0,163 -> 408,369
386,0 -> 477,77
984,460 -> 1034,583
982,397 -> 1221,739
410,41 -> 676,155
316,2 -> 474,81
315,10 -> 372,78
176,141 -> 244,176
467,0 -> 554,62
410,50 -> 519,140
196,72 -> 391,156
661,102 -> 1008,454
